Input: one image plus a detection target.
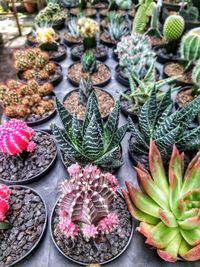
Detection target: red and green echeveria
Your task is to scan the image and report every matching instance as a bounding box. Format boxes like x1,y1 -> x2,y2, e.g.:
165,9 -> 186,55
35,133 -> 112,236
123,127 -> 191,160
122,139 -> 200,262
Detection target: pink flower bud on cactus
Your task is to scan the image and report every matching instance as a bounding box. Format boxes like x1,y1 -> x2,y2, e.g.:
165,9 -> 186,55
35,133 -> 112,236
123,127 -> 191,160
105,173 -> 118,192
98,213 -> 119,234
0,119 -> 36,155
0,198 -> 9,222
82,224 -> 98,239
0,184 -> 11,199
27,142 -> 37,153
67,163 -> 81,176
58,209 -> 79,239
83,164 -> 100,177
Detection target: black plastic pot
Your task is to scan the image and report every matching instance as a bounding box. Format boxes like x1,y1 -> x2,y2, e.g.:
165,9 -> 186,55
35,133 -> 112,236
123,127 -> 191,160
0,131 -> 57,185
115,65 -> 129,87
26,31 -> 61,47
120,91 -> 139,122
175,86 -> 194,110
63,34 -> 82,47
2,185 -> 48,267
67,62 -> 111,87
70,45 -> 108,62
112,49 -> 119,62
185,20 -> 200,31
50,194 -> 134,266
154,46 -> 180,64
162,2 -> 182,12
17,62 -> 63,86
52,20 -> 65,30
47,44 -> 67,62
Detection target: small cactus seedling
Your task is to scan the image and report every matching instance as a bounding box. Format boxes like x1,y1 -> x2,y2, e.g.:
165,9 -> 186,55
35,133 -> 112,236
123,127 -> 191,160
81,51 -> 97,74
79,77 -> 94,106
0,184 -> 11,230
58,164 -> 119,239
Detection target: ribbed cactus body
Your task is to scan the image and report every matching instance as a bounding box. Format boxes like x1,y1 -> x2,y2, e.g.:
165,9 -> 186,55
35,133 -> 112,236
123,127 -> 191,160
163,15 -> 185,41
192,61 -> 200,88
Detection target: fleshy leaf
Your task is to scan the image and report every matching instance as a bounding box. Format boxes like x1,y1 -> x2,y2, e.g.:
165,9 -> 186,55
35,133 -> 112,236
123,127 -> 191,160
180,227 -> 200,246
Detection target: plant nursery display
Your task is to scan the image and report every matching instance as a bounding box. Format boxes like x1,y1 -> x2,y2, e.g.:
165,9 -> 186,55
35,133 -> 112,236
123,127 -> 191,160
0,184 -> 47,266
64,15 -> 83,46
100,0 -> 133,17
123,139 -> 200,262
70,0 -> 97,17
52,92 -> 127,171
0,79 -> 55,125
67,51 -> 111,86
70,17 -> 108,61
128,88 -> 200,168
0,120 -> 57,184
51,164 -> 133,264
63,77 -> 115,120
100,10 -> 128,30
14,48 -> 63,85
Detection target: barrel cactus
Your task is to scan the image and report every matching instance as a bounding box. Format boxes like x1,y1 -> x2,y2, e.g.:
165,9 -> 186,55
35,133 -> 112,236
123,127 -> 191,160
192,60 -> 200,94
123,140 -> 200,262
163,15 -> 185,42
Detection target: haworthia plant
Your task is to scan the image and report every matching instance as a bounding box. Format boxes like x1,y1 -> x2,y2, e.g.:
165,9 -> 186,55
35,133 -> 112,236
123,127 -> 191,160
52,92 -> 127,170
128,88 -> 200,164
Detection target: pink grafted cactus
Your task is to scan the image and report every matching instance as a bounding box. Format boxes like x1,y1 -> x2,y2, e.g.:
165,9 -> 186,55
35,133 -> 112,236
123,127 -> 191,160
0,185 -> 10,223
58,164 -> 119,239
0,119 -> 36,155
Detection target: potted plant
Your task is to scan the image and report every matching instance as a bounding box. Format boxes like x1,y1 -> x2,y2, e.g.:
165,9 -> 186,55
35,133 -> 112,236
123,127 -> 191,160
128,88 -> 200,168
164,28 -> 200,86
63,77 -> 115,120
35,2 -> 67,30
52,91 -> 127,171
51,164 -> 133,265
120,62 -> 178,119
123,140 -> 200,262
27,30 -> 60,47
0,120 -> 57,184
64,14 -> 83,46
14,48 -> 63,86
61,0 -> 79,8
23,0 -> 36,13
100,10 -> 128,30
0,79 -> 56,126
100,0 -> 133,17
115,33 -> 155,87
70,17 -> 108,61
68,51 -> 111,87
34,26 -> 67,62
0,184 -> 47,266
70,0 -> 97,17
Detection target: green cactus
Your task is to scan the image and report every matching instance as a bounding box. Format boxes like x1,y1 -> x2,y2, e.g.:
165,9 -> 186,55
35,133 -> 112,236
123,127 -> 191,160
192,61 -> 200,95
81,51 -> 97,74
163,15 -> 185,42
180,0 -> 199,22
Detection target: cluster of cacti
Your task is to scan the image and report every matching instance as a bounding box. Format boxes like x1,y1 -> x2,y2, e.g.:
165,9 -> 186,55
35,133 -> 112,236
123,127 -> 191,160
58,163 -> 119,239
14,48 -> 57,81
78,77 -> 94,106
163,15 -> 185,42
0,119 -> 36,155
115,33 -> 155,79
77,17 -> 99,50
61,0 -> 78,7
52,91 -> 127,170
35,27 -> 58,51
128,88 -> 200,165
0,79 -> 54,118
0,184 -> 11,230
123,140 -> 200,262
81,51 -> 97,74
35,2 -> 67,25
66,14 -> 83,38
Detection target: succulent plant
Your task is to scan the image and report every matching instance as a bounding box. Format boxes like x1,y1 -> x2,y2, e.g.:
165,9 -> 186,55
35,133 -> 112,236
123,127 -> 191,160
105,11 -> 125,25
128,88 -> 200,165
0,184 -> 11,230
163,15 -> 185,42
145,1 -> 162,39
35,27 -> 58,52
180,28 -> 200,70
122,62 -> 178,114
108,0 -> 132,11
58,163 -> 119,239
105,18 -> 129,41
61,0 -> 78,7
180,1 -> 199,22
79,77 -> 94,106
52,91 -> 127,170
0,119 -> 36,155
116,33 -> 155,80
66,14 -> 83,38
192,60 -> 200,95
123,140 -> 200,262
81,51 -> 97,74
132,0 -> 155,34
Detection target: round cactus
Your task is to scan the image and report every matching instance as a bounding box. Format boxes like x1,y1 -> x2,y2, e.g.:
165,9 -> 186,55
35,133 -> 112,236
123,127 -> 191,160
163,15 -> 185,41
180,28 -> 200,63
192,61 -> 200,89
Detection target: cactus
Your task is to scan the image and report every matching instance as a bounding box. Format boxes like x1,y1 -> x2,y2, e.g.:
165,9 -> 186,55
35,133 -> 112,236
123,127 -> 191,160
81,51 -> 97,74
58,164 -> 119,239
192,60 -> 200,95
37,70 -> 49,80
79,77 -> 94,106
123,140 -> 200,262
105,17 -> 129,41
23,70 -> 37,80
45,62 -> 56,74
0,185 -> 11,230
163,15 -> 185,42
108,0 -> 132,11
180,1 -> 199,22
36,27 -> 59,52
34,52 -> 49,69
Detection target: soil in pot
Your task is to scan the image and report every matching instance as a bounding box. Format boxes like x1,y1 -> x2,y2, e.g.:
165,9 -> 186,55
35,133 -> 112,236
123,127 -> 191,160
70,7 -> 96,17
88,2 -> 107,9
100,32 -> 117,46
148,36 -> 166,47
0,131 -> 57,184
52,195 -> 132,265
0,186 -> 47,267
67,62 -> 111,86
63,32 -> 83,46
71,45 -> 108,61
45,44 -> 67,62
27,31 -> 60,46
176,87 -> 194,107
164,63 -> 193,84
63,88 -> 114,120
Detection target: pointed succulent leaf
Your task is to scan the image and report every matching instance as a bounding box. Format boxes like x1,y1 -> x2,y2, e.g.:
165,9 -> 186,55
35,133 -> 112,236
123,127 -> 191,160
180,227 -> 200,246
137,222 -> 155,238
178,216 -> 200,230
158,209 -> 178,228
71,115 -> 83,147
179,240 -> 200,261
147,87 -> 157,133
156,103 -> 173,127
107,124 -> 127,151
138,100 -> 151,139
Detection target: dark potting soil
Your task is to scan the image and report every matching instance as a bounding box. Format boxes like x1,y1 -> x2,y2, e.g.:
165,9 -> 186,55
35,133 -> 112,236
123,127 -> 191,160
71,45 -> 107,59
0,131 -> 56,182
52,196 -> 132,264
100,32 -> 116,45
156,47 -> 180,61
0,187 -> 46,267
70,7 -> 96,17
47,45 -> 66,60
64,32 -> 83,44
176,88 -> 194,107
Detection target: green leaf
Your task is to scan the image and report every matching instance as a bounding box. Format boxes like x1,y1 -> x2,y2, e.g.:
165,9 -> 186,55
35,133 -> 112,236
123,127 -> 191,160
147,87 -> 157,134
180,227 -> 200,246
107,124 -> 127,151
71,116 -> 83,147
0,221 -> 11,230
138,100 -> 151,139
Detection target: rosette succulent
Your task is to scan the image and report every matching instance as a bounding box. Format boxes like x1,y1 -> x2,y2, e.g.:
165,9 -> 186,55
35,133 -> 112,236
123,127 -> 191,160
58,164 -> 119,239
123,140 -> 200,262
52,91 -> 127,170
0,184 -> 11,230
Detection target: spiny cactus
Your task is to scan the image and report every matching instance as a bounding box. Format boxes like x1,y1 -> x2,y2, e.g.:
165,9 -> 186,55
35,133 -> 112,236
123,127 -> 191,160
0,119 -> 36,155
163,15 -> 185,42
192,60 -> 200,95
123,140 -> 200,262
52,91 -> 127,170
81,51 -> 97,74
36,27 -> 59,52
79,77 -> 94,106
0,184 -> 11,230
58,163 -> 119,239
